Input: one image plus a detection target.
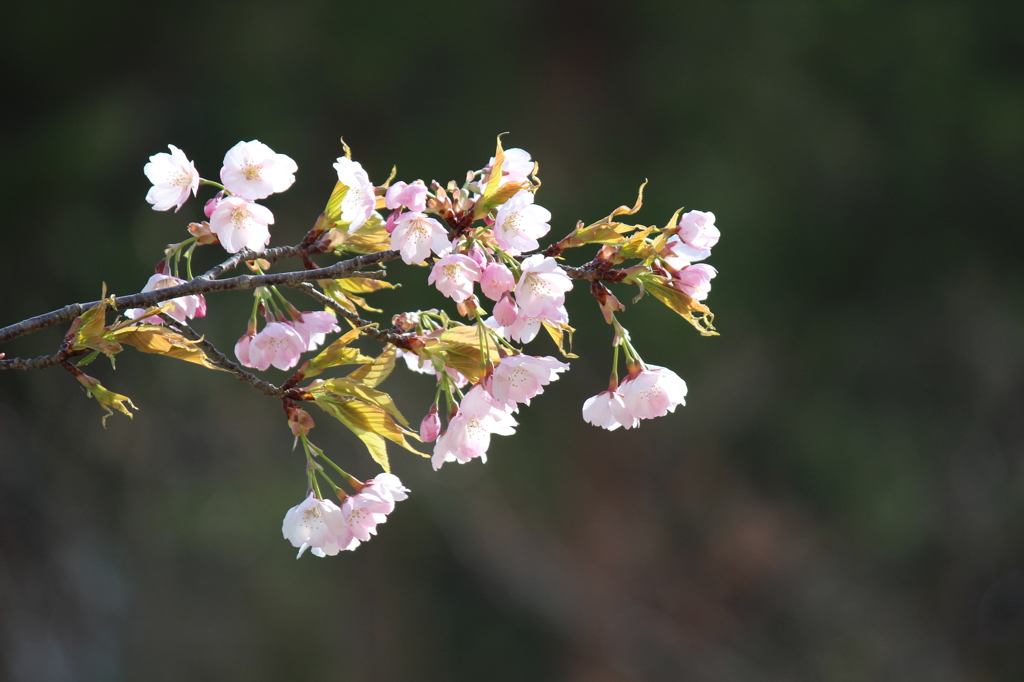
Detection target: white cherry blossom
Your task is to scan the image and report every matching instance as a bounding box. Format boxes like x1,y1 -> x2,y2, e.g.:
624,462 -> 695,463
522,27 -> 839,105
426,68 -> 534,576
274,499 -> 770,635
486,147 -> 536,185
144,145 -> 199,212
515,255 -> 573,317
282,494 -> 348,558
391,212 -> 450,265
333,156 -> 376,231
125,274 -> 206,324
220,140 -> 297,200
493,190 -> 551,255
385,180 -> 428,212
432,385 -> 517,470
582,389 -> 637,430
619,366 -> 688,421
490,355 -> 569,407
209,196 -> 274,253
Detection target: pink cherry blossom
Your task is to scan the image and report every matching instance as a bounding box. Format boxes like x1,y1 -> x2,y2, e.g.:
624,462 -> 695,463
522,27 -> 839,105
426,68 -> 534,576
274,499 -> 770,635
235,331 -> 255,366
282,493 -> 348,558
493,190 -> 551,255
486,147 -> 536,185
479,263 -> 516,301
515,255 -> 574,318
672,264 -> 717,301
390,212 -> 450,265
432,385 -> 517,470
144,145 -> 200,212
493,294 -> 519,327
336,493 -> 391,551
582,389 -> 637,430
385,180 -> 428,212
290,311 -> 339,351
619,365 -> 688,420
676,210 -> 719,259
125,274 -> 206,324
220,140 -> 297,200
204,190 -> 224,218
428,254 -> 481,302
333,156 -> 376,231
490,355 -> 569,407
244,322 -> 306,371
209,196 -> 274,253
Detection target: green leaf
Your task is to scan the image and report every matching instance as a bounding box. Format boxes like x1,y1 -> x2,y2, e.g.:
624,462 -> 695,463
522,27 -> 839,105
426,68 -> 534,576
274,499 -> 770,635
346,346 -> 397,388
304,328 -> 372,378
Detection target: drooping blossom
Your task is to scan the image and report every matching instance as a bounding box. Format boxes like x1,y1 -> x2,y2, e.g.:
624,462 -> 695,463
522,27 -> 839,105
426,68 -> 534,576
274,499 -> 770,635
144,145 -> 200,212
428,254 -> 481,302
479,262 -> 516,301
125,274 -> 206,324
220,140 -> 298,200
243,321 -> 306,371
282,494 -> 348,558
486,148 -> 536,185
291,311 -> 339,351
336,494 -> 389,552
504,303 -> 569,345
385,180 -> 428,212
493,294 -> 519,327
619,365 -> 688,421
493,190 -> 551,255
515,255 -> 574,317
333,156 -> 376,231
672,264 -> 717,301
391,212 -> 450,265
432,385 -> 517,470
582,389 -> 637,430
490,355 -> 569,407
209,196 -> 274,253
360,473 -> 411,514
235,330 -> 255,366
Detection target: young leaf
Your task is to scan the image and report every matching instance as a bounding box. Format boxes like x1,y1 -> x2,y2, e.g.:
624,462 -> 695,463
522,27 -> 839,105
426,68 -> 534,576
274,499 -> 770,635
111,325 -> 224,370
346,346 -> 397,388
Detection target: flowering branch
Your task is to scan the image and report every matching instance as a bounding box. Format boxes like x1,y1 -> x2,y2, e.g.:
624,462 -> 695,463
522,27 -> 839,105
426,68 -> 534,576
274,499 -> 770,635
0,136 -> 725,559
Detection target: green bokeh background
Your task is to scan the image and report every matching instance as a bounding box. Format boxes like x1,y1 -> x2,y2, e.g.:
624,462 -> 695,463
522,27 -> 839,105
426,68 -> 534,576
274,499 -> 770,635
2,1 -> 1023,680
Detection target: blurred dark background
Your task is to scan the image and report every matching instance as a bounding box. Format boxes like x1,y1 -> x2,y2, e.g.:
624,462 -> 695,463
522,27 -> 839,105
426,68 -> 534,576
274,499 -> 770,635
2,0 -> 1023,680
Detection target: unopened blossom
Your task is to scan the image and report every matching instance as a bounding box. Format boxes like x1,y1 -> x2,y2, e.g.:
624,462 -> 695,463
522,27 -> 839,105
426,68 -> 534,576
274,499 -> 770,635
486,147 -> 536,185
432,385 -> 517,470
515,255 -> 573,317
234,331 -> 255,366
125,274 -> 206,324
428,254 -> 481,302
479,262 -> 516,301
204,190 -> 224,218
493,294 -> 519,327
144,145 -> 200,212
291,311 -> 339,351
244,321 -> 306,371
505,303 -> 568,345
582,389 -> 637,430
672,264 -> 717,301
385,180 -> 428,212
493,190 -> 551,255
391,212 -> 450,265
282,494 -> 348,558
333,156 -> 376,231
490,355 -> 569,407
619,365 -> 688,421
220,140 -> 297,200
209,196 -> 274,253
419,406 -> 441,442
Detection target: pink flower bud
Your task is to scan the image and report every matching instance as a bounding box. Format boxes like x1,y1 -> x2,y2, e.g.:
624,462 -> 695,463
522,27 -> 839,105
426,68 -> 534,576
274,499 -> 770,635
204,190 -> 225,218
419,405 -> 441,442
479,262 -> 516,301
494,294 -> 519,327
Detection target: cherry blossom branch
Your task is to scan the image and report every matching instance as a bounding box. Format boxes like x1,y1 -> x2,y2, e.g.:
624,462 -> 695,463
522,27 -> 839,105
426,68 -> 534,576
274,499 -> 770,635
0,249 -> 401,348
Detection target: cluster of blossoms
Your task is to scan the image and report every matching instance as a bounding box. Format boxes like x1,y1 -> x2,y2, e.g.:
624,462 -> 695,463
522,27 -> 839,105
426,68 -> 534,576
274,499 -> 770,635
106,136 -> 723,558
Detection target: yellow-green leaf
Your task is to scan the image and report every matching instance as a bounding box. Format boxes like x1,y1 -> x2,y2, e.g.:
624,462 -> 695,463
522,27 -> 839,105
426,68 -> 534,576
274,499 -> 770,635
337,277 -> 397,294
542,320 -> 579,359
305,329 -> 373,378
346,346 -> 397,388
315,377 -> 410,426
642,275 -> 718,336
110,325 -> 225,370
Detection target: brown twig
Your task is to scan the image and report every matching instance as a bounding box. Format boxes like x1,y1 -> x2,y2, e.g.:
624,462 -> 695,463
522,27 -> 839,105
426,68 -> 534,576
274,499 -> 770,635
283,282 -> 420,350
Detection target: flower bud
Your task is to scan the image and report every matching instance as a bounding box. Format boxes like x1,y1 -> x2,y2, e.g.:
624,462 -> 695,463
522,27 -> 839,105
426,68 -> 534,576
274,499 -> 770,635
493,294 -> 519,327
419,405 -> 441,442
